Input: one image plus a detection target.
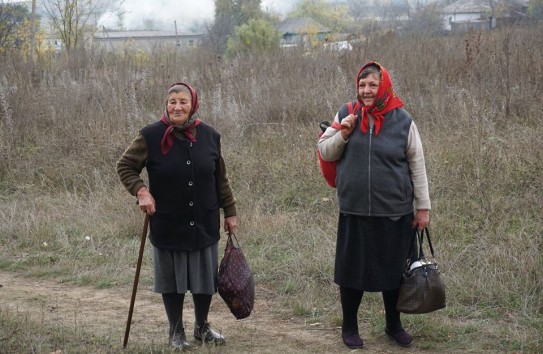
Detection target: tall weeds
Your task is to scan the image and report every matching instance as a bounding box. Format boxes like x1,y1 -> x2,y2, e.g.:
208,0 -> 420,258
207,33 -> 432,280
0,23 -> 541,352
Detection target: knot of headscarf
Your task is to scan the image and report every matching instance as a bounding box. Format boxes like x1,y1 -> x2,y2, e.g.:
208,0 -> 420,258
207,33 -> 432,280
160,82 -> 201,155
356,62 -> 404,136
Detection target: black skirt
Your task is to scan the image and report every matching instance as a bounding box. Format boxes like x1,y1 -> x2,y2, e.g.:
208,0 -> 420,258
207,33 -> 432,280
334,213 -> 415,292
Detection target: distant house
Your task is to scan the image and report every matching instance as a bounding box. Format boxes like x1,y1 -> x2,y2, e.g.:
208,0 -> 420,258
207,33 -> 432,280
442,0 -> 528,32
42,32 -> 63,53
442,0 -> 495,31
92,30 -> 205,52
275,17 -> 332,48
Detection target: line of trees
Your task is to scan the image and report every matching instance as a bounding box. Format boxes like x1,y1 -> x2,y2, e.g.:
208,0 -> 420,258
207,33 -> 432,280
207,0 -> 353,56
207,0 -> 543,56
1,0 -> 542,59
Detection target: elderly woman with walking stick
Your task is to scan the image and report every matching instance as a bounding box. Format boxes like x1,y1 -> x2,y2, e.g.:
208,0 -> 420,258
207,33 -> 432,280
117,81 -> 237,349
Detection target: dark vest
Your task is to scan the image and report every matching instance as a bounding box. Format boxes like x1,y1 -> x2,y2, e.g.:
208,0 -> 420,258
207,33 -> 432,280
141,121 -> 221,251
336,103 -> 414,216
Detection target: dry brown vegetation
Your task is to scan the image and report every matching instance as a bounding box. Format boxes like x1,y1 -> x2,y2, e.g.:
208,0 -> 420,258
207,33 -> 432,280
0,23 -> 542,353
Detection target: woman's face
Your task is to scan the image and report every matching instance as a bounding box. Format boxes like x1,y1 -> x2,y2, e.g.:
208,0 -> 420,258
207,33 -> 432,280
358,73 -> 380,107
166,91 -> 192,125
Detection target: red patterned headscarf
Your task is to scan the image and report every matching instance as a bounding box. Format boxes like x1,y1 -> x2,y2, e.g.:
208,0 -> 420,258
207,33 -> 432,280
160,82 -> 201,155
356,62 -> 404,136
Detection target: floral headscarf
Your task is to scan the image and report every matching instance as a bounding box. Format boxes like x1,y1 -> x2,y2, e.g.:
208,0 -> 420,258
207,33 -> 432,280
160,82 -> 201,155
356,61 -> 404,136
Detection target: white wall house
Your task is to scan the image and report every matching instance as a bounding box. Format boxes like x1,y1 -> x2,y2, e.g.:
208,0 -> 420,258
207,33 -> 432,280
92,30 -> 205,52
42,33 -> 63,52
442,0 -> 495,31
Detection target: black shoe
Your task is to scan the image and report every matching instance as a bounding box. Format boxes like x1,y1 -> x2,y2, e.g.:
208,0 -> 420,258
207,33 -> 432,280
194,322 -> 225,345
169,328 -> 191,349
342,332 -> 364,349
385,327 -> 413,347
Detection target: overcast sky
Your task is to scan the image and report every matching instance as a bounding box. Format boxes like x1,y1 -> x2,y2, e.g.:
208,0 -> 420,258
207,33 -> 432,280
98,0 -> 297,32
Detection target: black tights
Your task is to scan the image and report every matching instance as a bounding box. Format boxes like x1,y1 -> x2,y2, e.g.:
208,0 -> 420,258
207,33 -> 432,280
162,293 -> 212,333
339,286 -> 402,334
193,294 -> 212,328
162,293 -> 185,334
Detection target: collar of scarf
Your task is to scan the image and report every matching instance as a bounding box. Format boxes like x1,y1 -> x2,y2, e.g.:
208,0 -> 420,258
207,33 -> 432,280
357,62 -> 404,136
160,82 -> 202,155
160,114 -> 201,155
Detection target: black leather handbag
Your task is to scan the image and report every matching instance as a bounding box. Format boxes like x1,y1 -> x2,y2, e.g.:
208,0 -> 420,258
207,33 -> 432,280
397,228 -> 446,314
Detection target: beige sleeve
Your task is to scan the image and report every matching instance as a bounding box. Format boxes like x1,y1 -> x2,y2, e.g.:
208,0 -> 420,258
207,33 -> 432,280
406,121 -> 431,210
317,112 -> 348,161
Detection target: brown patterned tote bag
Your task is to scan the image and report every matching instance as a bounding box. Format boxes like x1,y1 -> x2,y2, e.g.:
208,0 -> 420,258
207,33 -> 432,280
218,232 -> 255,319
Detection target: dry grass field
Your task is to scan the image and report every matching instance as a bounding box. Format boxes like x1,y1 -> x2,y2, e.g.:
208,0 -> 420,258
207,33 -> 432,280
0,23 -> 542,353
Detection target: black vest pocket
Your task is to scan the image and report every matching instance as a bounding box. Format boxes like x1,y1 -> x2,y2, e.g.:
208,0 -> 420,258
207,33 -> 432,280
205,207 -> 220,234
150,210 -> 174,238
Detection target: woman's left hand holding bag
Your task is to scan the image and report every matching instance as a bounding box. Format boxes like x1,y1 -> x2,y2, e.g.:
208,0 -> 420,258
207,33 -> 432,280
224,216 -> 237,234
413,209 -> 429,230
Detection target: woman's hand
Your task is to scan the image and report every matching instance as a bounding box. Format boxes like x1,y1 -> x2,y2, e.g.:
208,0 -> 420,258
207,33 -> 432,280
413,209 -> 430,230
137,187 -> 156,215
224,216 -> 237,234
340,114 -> 357,139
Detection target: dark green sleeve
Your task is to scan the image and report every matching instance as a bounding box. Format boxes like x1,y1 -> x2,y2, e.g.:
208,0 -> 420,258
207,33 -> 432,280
116,133 -> 148,196
216,145 -> 237,217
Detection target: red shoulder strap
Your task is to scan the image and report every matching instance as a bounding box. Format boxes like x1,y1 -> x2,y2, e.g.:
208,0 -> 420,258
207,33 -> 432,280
331,101 -> 360,130
349,101 -> 361,115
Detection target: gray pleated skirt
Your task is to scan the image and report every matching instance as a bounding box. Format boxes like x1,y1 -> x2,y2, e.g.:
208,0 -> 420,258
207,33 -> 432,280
334,213 -> 415,292
152,242 -> 219,295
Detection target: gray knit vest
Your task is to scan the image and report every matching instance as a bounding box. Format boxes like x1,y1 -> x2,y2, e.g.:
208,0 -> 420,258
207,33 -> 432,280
336,104 -> 414,216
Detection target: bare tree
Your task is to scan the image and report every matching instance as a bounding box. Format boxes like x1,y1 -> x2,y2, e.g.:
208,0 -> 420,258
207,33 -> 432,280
40,0 -> 117,52
346,0 -> 370,21
402,3 -> 444,35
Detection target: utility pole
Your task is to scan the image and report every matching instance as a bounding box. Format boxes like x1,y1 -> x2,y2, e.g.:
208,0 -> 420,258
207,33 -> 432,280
489,0 -> 494,29
174,20 -> 180,47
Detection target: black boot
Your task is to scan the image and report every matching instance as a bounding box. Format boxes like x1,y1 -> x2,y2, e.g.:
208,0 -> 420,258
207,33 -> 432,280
162,293 -> 190,349
169,327 -> 191,349
194,321 -> 225,345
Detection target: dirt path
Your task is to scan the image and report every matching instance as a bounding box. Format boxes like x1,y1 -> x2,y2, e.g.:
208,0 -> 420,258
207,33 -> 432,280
0,271 -> 425,353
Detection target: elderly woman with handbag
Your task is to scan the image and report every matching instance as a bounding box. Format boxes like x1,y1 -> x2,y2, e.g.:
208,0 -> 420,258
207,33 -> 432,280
117,82 -> 237,349
318,62 -> 431,349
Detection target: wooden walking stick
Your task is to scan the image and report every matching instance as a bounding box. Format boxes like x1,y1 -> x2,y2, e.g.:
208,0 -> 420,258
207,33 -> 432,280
123,213 -> 150,348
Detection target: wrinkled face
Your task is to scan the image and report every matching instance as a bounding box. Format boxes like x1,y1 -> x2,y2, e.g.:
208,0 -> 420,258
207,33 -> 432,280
358,73 -> 380,107
166,91 -> 192,125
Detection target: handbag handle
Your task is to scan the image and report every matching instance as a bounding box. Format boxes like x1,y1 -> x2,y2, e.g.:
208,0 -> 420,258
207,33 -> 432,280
227,232 -> 241,249
222,232 -> 240,266
417,227 -> 436,260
